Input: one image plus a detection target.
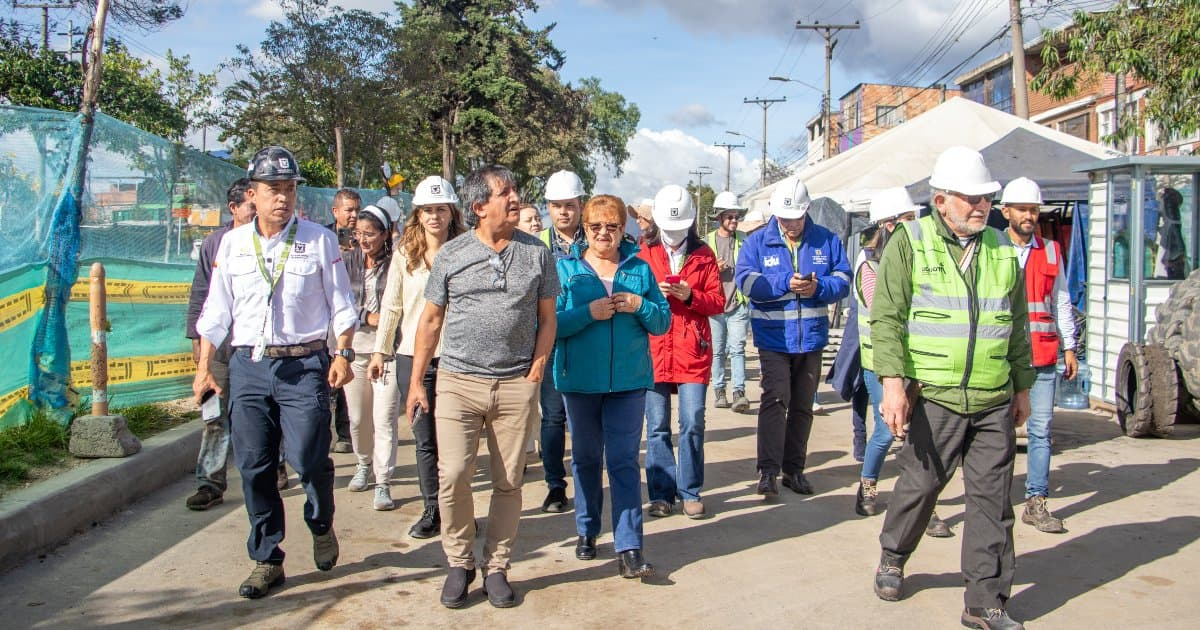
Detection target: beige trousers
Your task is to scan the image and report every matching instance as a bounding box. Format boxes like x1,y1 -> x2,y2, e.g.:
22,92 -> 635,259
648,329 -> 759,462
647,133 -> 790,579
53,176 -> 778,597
435,369 -> 540,574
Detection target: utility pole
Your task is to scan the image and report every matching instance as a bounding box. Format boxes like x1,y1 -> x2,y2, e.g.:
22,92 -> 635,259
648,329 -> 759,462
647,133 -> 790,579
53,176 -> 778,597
1009,0 -> 1029,118
794,21 -> 859,160
688,166 -> 713,233
12,2 -> 74,51
713,141 -> 744,191
743,97 -> 785,188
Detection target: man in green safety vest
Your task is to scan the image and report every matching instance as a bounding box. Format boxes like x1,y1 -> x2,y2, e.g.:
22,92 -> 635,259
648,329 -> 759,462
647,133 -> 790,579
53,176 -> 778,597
705,191 -> 750,412
869,146 -> 1033,630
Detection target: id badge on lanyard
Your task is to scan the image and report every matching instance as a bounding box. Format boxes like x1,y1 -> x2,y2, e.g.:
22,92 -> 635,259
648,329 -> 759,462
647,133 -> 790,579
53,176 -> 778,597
251,222 -> 299,362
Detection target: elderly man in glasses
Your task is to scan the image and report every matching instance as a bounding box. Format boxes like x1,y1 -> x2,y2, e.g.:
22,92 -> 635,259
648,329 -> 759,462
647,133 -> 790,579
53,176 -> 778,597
869,146 -> 1033,630
405,165 -> 559,609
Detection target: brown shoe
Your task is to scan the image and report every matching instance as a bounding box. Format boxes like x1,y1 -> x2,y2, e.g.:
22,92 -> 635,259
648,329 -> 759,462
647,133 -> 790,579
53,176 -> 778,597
1022,496 -> 1066,533
648,500 -> 672,517
238,562 -> 284,599
313,529 -> 339,571
682,499 -> 706,519
925,511 -> 954,538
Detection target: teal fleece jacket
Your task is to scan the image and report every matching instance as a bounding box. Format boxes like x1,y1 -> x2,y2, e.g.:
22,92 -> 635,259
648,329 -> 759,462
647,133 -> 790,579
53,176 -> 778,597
554,239 -> 671,394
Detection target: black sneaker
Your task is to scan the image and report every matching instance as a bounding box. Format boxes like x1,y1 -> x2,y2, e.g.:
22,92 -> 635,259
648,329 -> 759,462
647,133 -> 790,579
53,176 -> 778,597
542,486 -> 569,513
409,504 -> 441,539
186,487 -> 223,511
755,472 -> 779,496
874,554 -> 905,601
781,471 -> 814,495
961,607 -> 1024,630
440,567 -> 476,609
482,571 -> 516,608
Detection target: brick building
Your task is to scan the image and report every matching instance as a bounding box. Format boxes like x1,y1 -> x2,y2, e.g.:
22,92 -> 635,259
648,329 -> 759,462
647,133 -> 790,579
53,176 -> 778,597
955,34 -> 1195,155
834,83 -> 960,154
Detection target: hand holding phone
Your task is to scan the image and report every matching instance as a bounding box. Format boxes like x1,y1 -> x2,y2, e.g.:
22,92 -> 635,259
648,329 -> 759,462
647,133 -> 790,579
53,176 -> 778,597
200,389 -> 221,422
665,274 -> 682,284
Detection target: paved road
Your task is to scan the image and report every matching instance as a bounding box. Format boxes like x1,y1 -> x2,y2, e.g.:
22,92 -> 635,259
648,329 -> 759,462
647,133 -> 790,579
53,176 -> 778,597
1,354 -> 1198,629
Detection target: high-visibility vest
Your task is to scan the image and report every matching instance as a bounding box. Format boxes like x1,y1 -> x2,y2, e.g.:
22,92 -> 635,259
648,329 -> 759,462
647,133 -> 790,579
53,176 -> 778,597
705,229 -> 747,305
903,216 -> 1019,389
856,259 -> 877,371
1023,235 -> 1062,368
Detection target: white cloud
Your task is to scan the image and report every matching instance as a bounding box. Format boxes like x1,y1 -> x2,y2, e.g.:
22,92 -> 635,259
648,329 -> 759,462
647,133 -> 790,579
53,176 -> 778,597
668,104 -> 723,128
247,0 -> 399,21
593,128 -> 761,204
581,0 -> 1036,81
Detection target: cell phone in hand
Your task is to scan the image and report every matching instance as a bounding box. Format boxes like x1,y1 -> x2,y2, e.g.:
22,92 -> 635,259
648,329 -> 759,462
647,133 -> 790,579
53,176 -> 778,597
200,389 -> 221,422
665,274 -> 681,284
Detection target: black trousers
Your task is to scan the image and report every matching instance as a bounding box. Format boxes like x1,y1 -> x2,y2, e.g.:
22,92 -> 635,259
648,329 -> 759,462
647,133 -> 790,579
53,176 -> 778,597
756,348 -> 822,476
230,349 -> 336,564
879,397 -> 1016,609
332,386 -> 351,442
396,354 -> 440,507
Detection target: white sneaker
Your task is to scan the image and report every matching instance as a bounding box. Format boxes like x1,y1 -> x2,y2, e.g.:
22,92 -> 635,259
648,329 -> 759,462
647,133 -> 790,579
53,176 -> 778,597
373,485 -> 395,511
348,464 -> 371,492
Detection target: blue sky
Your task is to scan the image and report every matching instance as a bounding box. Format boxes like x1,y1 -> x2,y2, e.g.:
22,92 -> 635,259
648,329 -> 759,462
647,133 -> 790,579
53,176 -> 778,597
4,0 -> 1092,201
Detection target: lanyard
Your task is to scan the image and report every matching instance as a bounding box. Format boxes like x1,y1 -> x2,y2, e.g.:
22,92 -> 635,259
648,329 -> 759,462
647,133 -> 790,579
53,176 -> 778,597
251,220 -> 299,305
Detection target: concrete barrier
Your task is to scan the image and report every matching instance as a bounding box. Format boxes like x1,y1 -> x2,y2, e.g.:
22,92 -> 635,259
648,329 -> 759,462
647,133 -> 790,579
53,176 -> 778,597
0,419 -> 201,571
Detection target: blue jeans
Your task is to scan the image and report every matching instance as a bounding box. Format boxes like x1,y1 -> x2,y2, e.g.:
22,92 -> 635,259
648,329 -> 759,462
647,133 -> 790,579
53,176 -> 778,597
195,354 -> 231,493
860,369 -> 893,481
540,374 -> 568,490
709,302 -> 749,392
645,382 -> 706,503
1026,365 -> 1058,498
564,389 -> 647,552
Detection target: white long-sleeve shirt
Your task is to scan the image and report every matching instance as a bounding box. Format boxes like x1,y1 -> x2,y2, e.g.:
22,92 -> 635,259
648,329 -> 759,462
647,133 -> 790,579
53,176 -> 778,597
373,249 -> 444,358
196,217 -> 358,348
1013,236 -> 1077,352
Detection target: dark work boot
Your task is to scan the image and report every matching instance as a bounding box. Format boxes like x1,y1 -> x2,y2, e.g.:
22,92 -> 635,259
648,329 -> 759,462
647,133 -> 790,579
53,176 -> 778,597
874,553 -> 905,601
409,504 -> 441,539
961,607 -> 1025,629
238,562 -> 284,599
1021,496 -> 1066,533
855,478 -> 879,516
482,571 -> 516,608
756,472 -> 779,496
925,510 -> 954,538
575,535 -> 597,560
440,567 -> 476,609
617,549 -> 654,578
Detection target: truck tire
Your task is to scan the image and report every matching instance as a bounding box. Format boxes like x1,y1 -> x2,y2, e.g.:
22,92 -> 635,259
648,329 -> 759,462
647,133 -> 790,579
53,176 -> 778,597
1176,299 -> 1200,399
1142,343 -> 1177,437
1116,343 -> 1156,438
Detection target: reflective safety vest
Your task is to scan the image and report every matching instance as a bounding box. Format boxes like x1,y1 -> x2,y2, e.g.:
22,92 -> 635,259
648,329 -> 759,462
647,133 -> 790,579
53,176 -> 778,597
705,229 -> 747,305
903,216 -> 1018,389
1023,235 -> 1062,368
856,259 -> 877,371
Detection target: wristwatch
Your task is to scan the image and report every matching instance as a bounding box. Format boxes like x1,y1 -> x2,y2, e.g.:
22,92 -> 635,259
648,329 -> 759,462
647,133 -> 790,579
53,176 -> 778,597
335,348 -> 355,362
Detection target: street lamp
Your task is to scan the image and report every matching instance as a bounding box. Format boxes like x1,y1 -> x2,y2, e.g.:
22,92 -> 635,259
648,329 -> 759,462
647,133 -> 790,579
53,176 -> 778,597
771,75 -> 832,160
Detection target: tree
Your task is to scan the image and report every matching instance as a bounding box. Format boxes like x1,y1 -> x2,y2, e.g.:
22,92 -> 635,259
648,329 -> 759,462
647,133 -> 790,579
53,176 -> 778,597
218,0 -> 404,187
763,160 -> 792,187
76,1 -> 184,31
1031,1 -> 1200,146
687,181 -> 715,235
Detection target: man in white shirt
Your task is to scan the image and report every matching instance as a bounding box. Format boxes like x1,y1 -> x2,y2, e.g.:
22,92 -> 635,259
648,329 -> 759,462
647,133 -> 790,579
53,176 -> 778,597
194,146 -> 358,599
1000,177 -> 1077,534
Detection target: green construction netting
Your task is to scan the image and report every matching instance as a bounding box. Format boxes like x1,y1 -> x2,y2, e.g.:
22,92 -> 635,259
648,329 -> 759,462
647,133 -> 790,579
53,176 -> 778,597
0,104 -> 407,428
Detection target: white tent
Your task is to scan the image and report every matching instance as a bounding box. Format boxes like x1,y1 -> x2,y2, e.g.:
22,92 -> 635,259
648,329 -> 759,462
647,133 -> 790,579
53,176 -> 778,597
744,96 -> 1118,216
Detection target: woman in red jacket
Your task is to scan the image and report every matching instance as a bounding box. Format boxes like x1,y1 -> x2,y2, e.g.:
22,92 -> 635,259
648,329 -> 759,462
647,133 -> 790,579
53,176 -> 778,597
638,185 -> 726,519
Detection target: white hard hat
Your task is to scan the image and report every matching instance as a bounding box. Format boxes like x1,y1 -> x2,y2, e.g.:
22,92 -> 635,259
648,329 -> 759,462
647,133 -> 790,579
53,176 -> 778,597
544,170 -> 585,201
1001,177 -> 1044,205
412,176 -> 459,206
769,177 -> 811,219
375,196 -> 403,223
652,184 -> 696,230
869,187 -> 922,224
712,191 -> 744,213
928,146 -> 1001,196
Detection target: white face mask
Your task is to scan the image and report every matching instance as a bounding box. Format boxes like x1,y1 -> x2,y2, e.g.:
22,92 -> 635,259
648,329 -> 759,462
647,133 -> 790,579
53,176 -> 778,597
660,228 -> 689,247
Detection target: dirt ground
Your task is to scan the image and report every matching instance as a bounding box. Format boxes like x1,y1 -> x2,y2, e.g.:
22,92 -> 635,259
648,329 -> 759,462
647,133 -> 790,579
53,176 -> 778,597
1,358 -> 1197,629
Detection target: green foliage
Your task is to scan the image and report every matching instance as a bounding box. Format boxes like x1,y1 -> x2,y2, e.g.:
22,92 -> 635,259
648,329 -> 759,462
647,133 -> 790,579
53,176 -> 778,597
114,403 -> 186,439
0,409 -> 68,485
1031,1 -> 1200,145
299,156 -> 338,188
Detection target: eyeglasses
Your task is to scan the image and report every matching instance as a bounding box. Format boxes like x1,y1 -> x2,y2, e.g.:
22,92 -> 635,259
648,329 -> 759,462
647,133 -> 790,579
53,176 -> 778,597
586,222 -> 622,234
949,191 -> 994,206
354,230 -> 382,241
488,253 -> 507,290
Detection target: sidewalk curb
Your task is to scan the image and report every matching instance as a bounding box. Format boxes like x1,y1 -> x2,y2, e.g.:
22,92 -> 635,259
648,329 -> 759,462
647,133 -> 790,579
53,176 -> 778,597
0,419 -> 202,572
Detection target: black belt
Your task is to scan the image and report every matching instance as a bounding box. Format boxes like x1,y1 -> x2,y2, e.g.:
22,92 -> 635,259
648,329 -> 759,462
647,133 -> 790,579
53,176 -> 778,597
238,339 -> 327,358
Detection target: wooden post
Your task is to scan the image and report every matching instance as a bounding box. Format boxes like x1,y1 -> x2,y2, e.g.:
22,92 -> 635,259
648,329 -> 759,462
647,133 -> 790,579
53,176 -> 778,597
90,262 -> 108,416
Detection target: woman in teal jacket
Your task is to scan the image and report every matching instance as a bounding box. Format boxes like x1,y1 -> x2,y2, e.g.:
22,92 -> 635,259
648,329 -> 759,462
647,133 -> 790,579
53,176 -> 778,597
555,194 -> 670,579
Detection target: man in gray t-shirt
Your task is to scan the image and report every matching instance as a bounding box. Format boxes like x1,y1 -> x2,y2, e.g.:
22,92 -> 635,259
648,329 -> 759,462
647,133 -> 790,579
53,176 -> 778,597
406,165 -> 558,610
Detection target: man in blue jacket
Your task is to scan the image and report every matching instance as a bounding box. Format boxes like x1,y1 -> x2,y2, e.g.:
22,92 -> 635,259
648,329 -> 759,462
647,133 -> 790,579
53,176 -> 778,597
735,177 -> 850,497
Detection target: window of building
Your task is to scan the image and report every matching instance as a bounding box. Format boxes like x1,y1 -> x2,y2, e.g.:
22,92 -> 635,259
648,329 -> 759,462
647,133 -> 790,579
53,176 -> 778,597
1110,172 -> 1200,281
989,66 -> 1013,114
964,79 -> 986,105
1098,100 -> 1140,152
876,105 -> 903,127
1057,114 -> 1089,140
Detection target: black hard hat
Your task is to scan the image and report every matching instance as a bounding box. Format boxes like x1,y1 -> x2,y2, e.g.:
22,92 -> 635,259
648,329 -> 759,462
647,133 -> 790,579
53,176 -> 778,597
246,146 -> 306,182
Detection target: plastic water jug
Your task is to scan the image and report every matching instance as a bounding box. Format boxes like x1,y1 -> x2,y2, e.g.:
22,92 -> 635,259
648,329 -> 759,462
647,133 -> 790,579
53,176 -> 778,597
1056,359 -> 1089,409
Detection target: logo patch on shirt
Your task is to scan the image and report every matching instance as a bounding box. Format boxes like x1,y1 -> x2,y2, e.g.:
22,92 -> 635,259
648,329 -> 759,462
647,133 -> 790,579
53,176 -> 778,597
763,255 -> 780,267
811,248 -> 828,265
294,242 -> 306,253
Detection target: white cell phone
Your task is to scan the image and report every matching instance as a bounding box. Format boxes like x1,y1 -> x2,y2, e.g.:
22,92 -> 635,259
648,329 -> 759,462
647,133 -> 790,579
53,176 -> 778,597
200,390 -> 221,422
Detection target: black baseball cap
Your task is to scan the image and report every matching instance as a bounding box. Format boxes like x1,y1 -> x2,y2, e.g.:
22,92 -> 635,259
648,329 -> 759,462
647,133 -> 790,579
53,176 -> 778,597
247,146 -> 306,182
